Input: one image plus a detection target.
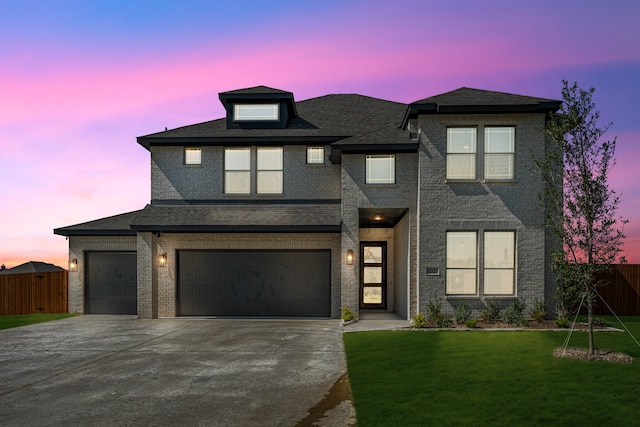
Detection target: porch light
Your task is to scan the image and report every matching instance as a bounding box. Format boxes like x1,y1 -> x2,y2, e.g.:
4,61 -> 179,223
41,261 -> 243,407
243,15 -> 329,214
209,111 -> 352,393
69,259 -> 78,272
159,253 -> 167,267
346,249 -> 354,265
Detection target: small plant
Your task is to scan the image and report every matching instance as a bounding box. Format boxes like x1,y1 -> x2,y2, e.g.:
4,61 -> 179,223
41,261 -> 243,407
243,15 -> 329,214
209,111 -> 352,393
412,312 -> 427,328
465,319 -> 478,328
426,299 -> 451,328
453,301 -> 472,324
592,317 -> 611,327
555,317 -> 569,328
531,298 -> 546,322
340,307 -> 356,322
503,298 -> 527,326
481,298 -> 502,323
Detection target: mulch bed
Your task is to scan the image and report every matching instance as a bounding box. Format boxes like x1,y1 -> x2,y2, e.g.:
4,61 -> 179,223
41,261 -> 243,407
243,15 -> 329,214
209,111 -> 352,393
553,347 -> 634,364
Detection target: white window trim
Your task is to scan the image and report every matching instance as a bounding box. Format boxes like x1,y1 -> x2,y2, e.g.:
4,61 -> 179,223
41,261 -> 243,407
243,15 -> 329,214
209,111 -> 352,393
234,104 -> 279,121
446,128 -> 477,180
366,154 -> 396,184
307,146 -> 325,164
256,147 -> 283,194
446,231 -> 478,295
184,147 -> 202,165
484,127 -> 515,180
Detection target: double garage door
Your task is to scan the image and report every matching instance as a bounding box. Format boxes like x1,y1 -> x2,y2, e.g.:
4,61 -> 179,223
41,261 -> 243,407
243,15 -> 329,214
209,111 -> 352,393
178,250 -> 331,317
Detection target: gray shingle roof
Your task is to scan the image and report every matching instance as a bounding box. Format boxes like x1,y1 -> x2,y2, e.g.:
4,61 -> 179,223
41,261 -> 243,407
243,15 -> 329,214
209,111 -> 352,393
331,124 -> 418,152
137,94 -> 407,148
53,210 -> 143,236
0,261 -> 65,274
129,204 -> 341,232
218,85 -> 292,96
412,87 -> 560,107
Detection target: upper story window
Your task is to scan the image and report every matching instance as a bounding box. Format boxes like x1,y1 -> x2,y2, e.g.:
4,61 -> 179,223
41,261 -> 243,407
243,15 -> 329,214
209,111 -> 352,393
446,128 -> 477,180
366,155 -> 395,184
485,127 -> 515,180
234,104 -> 279,121
224,148 -> 251,194
256,147 -> 283,194
307,147 -> 325,164
184,147 -> 201,165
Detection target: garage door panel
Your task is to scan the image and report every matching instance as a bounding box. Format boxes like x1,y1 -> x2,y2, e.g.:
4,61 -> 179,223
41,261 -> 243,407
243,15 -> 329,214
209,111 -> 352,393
178,250 -> 330,317
86,253 -> 137,315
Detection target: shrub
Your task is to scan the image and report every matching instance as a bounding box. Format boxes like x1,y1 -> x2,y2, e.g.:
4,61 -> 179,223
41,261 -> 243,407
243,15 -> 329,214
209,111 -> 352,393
453,301 -> 472,324
531,298 -> 546,322
593,317 -> 611,327
555,317 -> 569,328
481,298 -> 502,322
412,312 -> 427,328
465,319 -> 478,328
427,299 -> 451,328
503,299 -> 527,326
340,307 -> 356,322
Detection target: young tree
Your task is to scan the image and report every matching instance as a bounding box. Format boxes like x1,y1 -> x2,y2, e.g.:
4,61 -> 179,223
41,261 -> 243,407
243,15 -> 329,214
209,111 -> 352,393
534,80 -> 627,354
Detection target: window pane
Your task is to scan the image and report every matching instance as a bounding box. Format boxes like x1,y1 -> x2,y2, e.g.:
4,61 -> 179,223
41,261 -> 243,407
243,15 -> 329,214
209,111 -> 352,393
307,147 -> 324,164
485,154 -> 514,179
363,287 -> 383,304
485,232 -> 514,268
484,270 -> 514,294
485,127 -> 514,153
363,267 -> 382,284
447,128 -> 477,153
234,104 -> 279,121
225,148 -> 250,170
257,171 -> 283,194
257,147 -> 283,170
447,232 -> 476,268
447,154 -> 476,179
363,246 -> 382,263
446,270 -> 476,294
185,148 -> 201,165
225,171 -> 250,194
366,155 -> 395,184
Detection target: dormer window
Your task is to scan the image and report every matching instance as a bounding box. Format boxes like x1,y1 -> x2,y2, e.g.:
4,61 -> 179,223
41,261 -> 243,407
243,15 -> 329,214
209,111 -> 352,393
234,104 -> 279,121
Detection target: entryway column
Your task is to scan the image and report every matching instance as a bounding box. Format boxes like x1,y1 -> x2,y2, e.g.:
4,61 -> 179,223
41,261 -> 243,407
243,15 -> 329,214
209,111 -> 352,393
137,232 -> 159,319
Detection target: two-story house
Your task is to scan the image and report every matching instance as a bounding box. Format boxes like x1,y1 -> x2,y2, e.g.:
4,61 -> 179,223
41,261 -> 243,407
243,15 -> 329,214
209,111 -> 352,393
54,85 -> 561,320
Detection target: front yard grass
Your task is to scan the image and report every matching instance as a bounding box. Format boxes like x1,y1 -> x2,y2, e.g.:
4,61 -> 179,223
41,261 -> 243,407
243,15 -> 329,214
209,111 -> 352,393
0,313 -> 77,330
344,316 -> 640,426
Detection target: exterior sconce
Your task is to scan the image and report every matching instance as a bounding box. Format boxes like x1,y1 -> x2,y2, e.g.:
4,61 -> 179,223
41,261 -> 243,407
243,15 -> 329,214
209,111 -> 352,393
346,249 -> 354,265
159,253 -> 167,267
69,259 -> 78,272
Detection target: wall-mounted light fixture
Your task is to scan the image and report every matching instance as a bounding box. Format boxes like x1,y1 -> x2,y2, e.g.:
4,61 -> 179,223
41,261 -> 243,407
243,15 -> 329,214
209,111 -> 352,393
346,249 -> 354,265
69,259 -> 78,272
159,253 -> 167,267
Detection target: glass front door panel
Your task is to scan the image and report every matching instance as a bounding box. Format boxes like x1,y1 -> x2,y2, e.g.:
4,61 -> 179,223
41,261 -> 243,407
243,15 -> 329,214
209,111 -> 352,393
360,243 -> 386,309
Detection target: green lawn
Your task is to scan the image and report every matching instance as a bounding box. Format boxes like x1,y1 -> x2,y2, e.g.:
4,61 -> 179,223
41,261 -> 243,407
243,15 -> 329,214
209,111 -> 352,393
344,316 -> 640,427
0,313 -> 77,330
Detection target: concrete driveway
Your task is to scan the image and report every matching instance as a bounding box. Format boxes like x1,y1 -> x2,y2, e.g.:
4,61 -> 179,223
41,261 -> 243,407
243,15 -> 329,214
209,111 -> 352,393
0,316 -> 354,426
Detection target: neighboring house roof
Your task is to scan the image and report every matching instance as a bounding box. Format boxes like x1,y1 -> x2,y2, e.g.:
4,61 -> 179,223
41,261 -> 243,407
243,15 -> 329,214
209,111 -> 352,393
137,94 -> 407,148
129,204 -> 342,233
53,210 -> 143,236
402,87 -> 562,125
0,261 -> 65,274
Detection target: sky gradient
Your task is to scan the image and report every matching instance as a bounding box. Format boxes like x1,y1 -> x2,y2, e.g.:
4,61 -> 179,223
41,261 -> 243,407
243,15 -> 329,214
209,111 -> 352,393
1,0 -> 639,268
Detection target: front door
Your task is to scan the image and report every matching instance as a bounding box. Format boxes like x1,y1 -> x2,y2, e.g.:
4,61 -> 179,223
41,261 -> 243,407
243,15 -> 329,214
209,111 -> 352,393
360,242 -> 386,309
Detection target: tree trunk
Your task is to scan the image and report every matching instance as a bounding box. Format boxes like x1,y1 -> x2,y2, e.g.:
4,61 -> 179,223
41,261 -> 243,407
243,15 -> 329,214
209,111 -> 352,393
587,291 -> 595,355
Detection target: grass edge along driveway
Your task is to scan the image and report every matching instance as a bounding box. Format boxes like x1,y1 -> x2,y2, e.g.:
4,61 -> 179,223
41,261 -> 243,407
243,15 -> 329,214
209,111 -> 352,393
0,313 -> 77,330
344,316 -> 640,427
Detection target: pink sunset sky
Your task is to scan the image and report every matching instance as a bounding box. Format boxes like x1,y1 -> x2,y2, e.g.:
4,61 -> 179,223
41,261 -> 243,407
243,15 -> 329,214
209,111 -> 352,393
1,0 -> 639,268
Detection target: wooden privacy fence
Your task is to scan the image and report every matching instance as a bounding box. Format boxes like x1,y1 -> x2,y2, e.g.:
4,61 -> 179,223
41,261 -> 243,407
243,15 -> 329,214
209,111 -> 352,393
593,264 -> 640,316
0,271 -> 68,315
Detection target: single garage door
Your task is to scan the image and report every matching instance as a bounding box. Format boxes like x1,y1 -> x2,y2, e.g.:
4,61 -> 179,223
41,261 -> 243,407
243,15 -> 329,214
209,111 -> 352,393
178,250 -> 331,317
86,252 -> 137,314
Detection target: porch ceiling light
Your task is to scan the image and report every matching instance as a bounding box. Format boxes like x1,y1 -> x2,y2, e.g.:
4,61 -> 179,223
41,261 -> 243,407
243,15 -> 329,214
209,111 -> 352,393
373,215 -> 383,221
346,249 -> 354,265
159,253 -> 167,267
